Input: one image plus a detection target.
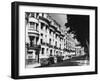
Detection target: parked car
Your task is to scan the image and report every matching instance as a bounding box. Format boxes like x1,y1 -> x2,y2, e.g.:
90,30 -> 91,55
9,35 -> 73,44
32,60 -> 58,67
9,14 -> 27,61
56,55 -> 63,63
40,58 -> 49,66
48,56 -> 54,64
40,56 -> 55,66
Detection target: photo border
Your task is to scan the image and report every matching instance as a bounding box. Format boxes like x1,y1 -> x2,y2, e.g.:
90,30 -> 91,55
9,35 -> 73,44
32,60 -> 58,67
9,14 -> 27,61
11,1 -> 98,79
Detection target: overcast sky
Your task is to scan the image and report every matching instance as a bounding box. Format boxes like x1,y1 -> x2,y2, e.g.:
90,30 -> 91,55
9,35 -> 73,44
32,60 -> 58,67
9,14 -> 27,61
48,13 -> 67,29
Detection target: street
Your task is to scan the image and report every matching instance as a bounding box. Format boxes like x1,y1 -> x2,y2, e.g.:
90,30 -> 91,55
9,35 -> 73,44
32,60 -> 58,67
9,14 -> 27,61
37,55 -> 89,68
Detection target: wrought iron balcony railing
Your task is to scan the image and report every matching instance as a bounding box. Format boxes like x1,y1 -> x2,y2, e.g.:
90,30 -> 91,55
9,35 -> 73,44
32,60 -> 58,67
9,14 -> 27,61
27,44 -> 41,50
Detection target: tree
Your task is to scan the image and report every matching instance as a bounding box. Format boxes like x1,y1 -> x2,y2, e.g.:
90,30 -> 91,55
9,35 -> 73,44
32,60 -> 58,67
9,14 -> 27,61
65,15 -> 89,47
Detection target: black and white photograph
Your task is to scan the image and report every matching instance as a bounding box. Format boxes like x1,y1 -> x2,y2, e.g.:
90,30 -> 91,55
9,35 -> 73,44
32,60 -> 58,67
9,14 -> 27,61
11,1 -> 97,79
25,12 -> 90,68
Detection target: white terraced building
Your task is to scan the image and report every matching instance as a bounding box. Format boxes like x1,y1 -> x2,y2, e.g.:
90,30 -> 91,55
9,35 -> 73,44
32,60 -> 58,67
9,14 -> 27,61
25,12 -> 83,66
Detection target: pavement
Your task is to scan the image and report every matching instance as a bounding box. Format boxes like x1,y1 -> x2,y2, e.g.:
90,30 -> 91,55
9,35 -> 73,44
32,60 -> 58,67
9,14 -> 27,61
26,63 -> 41,68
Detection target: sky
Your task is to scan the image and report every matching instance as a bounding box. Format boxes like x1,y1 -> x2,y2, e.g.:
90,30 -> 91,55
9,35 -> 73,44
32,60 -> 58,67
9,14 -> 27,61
48,13 -> 67,29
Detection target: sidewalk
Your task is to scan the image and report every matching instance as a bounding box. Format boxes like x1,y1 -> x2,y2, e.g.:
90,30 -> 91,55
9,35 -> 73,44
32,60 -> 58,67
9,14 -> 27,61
26,63 -> 41,68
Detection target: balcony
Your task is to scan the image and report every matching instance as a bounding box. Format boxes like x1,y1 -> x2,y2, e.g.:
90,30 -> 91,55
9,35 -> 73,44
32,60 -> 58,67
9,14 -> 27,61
63,48 -> 68,51
39,16 -> 50,25
55,29 -> 61,35
60,34 -> 64,38
54,45 -> 60,49
49,44 -> 53,48
28,28 -> 39,36
27,51 -> 33,54
49,26 -> 55,31
41,42 -> 53,48
45,43 -> 49,46
41,42 -> 46,45
27,44 -> 41,50
29,17 -> 38,23
44,42 -> 53,48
